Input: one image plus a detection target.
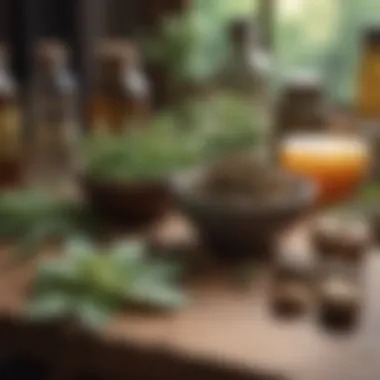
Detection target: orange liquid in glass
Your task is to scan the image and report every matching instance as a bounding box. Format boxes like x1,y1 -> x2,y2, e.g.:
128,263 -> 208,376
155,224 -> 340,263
280,135 -> 370,204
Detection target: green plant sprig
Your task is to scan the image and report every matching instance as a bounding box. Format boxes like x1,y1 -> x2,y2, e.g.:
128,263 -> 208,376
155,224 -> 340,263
0,189 -> 100,265
28,240 -> 186,329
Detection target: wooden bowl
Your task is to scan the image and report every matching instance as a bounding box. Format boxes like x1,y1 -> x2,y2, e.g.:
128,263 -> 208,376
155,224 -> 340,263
82,176 -> 172,227
171,169 -> 316,262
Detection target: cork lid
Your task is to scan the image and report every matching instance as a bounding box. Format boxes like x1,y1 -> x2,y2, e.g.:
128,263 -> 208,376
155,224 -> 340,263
282,70 -> 324,98
97,39 -> 140,68
35,39 -> 68,66
363,24 -> 380,47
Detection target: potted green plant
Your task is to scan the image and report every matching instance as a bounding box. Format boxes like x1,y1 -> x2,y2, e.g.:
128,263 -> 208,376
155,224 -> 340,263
82,116 -> 201,225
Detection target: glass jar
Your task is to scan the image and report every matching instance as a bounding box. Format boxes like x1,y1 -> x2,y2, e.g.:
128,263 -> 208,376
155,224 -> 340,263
90,40 -> 151,134
280,134 -> 370,205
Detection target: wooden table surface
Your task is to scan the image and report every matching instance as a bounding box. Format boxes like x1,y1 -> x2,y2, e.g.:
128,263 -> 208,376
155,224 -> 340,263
0,217 -> 378,380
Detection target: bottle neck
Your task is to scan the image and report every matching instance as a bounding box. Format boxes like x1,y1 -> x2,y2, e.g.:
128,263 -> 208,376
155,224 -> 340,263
36,60 -> 67,77
100,61 -> 137,83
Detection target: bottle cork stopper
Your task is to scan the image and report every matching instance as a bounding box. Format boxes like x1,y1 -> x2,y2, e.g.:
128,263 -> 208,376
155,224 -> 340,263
364,24 -> 380,47
230,19 -> 252,39
282,70 -> 323,98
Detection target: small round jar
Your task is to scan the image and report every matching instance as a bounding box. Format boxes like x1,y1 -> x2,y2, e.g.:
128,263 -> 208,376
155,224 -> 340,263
271,280 -> 310,315
318,274 -> 362,327
311,215 -> 370,263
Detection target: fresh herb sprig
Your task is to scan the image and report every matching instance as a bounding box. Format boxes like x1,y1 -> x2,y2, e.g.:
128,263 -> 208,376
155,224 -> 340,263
28,240 -> 186,329
0,189 -> 99,264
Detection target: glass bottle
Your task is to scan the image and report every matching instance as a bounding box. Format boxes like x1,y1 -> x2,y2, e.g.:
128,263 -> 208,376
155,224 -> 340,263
219,19 -> 272,157
356,27 -> 380,180
31,40 -> 79,190
0,45 -> 23,189
357,26 -> 380,120
91,40 -> 150,134
221,20 -> 271,104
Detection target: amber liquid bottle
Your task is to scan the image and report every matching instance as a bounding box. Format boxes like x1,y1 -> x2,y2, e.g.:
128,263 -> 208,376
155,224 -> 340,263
357,27 -> 380,119
31,40 -> 79,190
357,27 -> 380,179
0,45 -> 23,189
90,40 -> 150,134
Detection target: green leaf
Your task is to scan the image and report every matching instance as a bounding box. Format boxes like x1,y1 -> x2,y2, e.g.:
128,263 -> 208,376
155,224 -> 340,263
126,283 -> 186,310
133,261 -> 184,284
28,293 -> 71,320
66,238 -> 95,261
30,240 -> 187,328
126,276 -> 186,310
74,298 -> 114,330
11,223 -> 56,265
111,240 -> 146,266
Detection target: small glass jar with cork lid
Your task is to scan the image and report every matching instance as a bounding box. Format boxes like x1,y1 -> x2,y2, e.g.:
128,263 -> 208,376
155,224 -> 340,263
90,40 -> 151,134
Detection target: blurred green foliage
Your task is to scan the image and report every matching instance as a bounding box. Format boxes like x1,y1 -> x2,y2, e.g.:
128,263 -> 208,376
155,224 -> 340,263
85,91 -> 265,182
141,0 -> 380,105
141,0 -> 257,88
29,240 -> 185,329
84,119 -> 202,181
0,189 -> 98,262
276,0 -> 380,104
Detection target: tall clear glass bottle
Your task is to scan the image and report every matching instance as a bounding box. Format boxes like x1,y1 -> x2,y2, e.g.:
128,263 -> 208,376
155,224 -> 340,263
90,40 -> 150,134
219,19 -> 272,157
0,45 -> 23,189
222,20 -> 271,103
31,40 -> 79,190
